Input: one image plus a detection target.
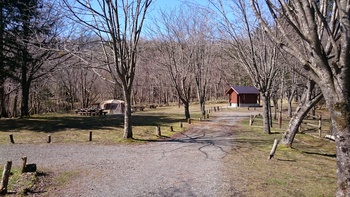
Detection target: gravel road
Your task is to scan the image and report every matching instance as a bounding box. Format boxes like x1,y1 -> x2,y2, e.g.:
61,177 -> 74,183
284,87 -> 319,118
0,111 -> 259,196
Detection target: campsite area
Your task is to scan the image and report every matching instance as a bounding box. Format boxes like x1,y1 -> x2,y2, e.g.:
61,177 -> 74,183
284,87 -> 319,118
0,104 -> 336,196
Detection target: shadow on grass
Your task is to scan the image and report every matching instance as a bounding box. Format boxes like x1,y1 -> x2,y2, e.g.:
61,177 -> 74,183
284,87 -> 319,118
0,114 -> 181,133
292,147 -> 337,158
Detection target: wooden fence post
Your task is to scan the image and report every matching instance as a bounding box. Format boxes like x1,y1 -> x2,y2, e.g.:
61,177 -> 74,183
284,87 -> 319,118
170,126 -> 173,132
188,118 -> 191,124
22,157 -> 27,173
207,113 -> 209,119
89,131 -> 92,142
249,115 -> 253,126
180,122 -> 183,128
156,126 -> 161,136
268,139 -> 279,159
9,135 -> 14,144
0,161 -> 12,195
47,135 -> 51,143
318,115 -> 322,137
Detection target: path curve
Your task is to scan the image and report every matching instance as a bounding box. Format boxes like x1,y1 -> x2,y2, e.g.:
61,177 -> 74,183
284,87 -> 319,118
0,111 -> 259,196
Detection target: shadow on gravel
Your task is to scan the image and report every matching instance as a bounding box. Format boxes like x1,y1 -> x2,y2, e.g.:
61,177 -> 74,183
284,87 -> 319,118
0,114 -> 180,133
134,131 -> 271,159
150,182 -> 197,197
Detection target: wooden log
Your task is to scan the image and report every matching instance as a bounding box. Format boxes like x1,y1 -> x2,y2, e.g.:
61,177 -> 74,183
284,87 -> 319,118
47,135 -> 51,143
156,126 -> 161,136
89,131 -> 92,142
0,161 -> 12,195
170,126 -> 173,132
9,134 -> 14,144
268,139 -> 279,159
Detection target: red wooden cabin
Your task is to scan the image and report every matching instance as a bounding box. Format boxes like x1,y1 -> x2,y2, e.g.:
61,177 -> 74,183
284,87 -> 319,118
225,86 -> 260,107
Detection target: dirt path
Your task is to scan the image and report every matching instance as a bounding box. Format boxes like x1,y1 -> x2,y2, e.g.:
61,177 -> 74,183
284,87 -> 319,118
0,111 -> 259,196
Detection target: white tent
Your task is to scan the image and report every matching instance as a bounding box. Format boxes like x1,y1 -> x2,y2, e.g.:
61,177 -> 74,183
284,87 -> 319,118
99,100 -> 125,115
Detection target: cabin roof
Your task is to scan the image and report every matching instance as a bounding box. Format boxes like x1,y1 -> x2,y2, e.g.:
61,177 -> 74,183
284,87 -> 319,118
226,86 -> 259,95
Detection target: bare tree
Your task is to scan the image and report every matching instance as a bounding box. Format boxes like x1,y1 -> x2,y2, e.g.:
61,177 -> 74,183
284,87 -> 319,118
63,0 -> 153,138
214,0 -> 281,134
188,7 -> 217,116
251,0 -> 350,195
149,8 -> 194,119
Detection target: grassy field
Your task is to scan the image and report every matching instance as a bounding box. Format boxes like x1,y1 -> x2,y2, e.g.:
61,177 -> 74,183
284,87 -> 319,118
0,104 -> 209,145
0,103 -> 338,196
223,112 -> 337,196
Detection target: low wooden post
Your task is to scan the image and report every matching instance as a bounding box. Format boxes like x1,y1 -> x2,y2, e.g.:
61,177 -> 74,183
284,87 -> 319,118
156,126 -> 161,136
22,157 -> 27,173
47,135 -> 51,143
214,107 -> 217,112
268,139 -> 279,159
9,134 -> 14,144
318,115 -> 322,137
89,131 -> 92,142
170,126 -> 173,132
207,113 -> 209,119
249,115 -> 253,126
188,118 -> 191,124
0,161 -> 12,195
180,122 -> 183,128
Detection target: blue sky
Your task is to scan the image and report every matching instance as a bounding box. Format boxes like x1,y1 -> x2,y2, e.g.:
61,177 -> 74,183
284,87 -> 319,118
144,0 -> 211,32
151,0 -> 207,10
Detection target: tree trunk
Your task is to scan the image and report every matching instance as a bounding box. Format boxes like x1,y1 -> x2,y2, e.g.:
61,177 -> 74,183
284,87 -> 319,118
0,84 -> 8,118
123,87 -> 133,139
199,96 -> 205,116
281,97 -> 321,146
183,101 -> 190,120
331,102 -> 350,196
273,97 -> 278,120
287,97 -> 293,118
12,89 -> 19,117
261,93 -> 271,134
281,79 -> 322,146
20,81 -> 30,118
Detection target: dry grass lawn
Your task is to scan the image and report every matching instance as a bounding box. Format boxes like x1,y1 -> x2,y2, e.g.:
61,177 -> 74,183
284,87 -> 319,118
224,113 -> 336,196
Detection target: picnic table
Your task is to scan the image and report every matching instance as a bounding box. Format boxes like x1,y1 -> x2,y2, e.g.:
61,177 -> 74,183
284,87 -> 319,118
75,109 -> 108,116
